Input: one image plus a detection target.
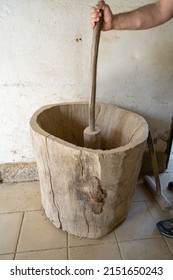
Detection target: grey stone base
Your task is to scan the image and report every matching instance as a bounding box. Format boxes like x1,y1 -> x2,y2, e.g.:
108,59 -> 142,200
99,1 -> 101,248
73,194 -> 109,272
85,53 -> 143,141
0,162 -> 39,183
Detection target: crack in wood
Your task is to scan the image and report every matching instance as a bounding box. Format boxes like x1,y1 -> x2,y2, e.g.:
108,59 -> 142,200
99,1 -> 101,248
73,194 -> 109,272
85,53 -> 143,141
45,136 -> 62,229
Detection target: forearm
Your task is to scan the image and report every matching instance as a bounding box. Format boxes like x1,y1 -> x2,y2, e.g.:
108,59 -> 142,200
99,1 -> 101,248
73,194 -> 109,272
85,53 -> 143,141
112,3 -> 172,30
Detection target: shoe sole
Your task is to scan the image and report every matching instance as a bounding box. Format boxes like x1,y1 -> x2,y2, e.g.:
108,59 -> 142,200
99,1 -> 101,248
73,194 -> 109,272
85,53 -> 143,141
159,231 -> 173,238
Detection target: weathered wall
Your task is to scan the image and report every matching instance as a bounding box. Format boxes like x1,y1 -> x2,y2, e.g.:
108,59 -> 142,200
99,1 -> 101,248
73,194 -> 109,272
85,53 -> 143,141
0,0 -> 172,166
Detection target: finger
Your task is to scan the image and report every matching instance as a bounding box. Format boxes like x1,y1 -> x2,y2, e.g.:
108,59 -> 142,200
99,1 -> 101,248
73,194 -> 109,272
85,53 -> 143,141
91,17 -> 100,26
90,7 -> 97,13
95,4 -> 102,10
95,0 -> 105,9
90,7 -> 100,17
91,21 -> 96,29
97,0 -> 105,6
90,11 -> 102,19
90,12 -> 101,21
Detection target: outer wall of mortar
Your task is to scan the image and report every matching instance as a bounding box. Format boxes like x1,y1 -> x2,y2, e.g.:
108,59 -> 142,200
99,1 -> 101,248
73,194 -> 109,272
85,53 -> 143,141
0,1 -> 172,181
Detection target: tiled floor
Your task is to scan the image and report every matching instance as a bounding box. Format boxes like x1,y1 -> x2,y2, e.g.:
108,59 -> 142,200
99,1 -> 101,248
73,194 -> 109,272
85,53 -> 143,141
0,173 -> 173,260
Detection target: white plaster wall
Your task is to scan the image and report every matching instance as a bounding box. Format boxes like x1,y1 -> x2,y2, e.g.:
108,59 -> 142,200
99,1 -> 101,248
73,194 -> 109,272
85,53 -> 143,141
0,0 -> 173,163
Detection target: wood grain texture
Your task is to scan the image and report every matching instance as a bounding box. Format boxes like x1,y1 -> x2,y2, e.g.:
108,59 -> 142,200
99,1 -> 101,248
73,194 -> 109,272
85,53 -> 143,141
30,102 -> 148,238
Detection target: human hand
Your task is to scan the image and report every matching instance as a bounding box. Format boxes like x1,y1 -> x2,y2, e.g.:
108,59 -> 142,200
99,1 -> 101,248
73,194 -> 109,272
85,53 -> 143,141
90,0 -> 113,31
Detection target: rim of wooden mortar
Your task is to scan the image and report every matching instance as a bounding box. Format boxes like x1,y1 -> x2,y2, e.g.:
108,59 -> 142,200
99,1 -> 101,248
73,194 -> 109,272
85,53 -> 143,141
30,101 -> 148,155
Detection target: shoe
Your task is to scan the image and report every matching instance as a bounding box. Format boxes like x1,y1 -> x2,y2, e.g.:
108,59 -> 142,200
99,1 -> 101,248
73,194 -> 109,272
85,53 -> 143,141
168,181 -> 173,191
156,219 -> 173,238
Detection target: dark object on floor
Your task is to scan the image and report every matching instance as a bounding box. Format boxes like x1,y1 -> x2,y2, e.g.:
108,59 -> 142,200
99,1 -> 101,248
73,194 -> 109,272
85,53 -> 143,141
157,219 -> 173,238
168,181 -> 173,191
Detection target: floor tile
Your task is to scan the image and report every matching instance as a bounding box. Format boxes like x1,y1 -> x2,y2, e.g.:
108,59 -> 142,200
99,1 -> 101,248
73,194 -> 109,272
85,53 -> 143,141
119,238 -> 173,260
0,212 -> 23,254
68,231 -> 116,247
0,181 -> 41,213
146,200 -> 173,222
167,159 -> 173,171
17,210 -> 67,252
115,202 -> 160,241
159,173 -> 173,200
0,175 -> 173,261
0,254 -> 14,260
69,243 -> 121,260
163,237 -> 173,255
15,248 -> 67,260
132,182 -> 154,202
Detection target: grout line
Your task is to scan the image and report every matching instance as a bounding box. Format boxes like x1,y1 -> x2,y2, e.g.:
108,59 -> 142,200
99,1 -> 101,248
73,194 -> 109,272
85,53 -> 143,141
0,208 -> 43,215
13,212 -> 25,260
114,230 -> 123,260
67,240 -> 121,249
159,236 -> 173,257
163,237 -> 173,256
14,247 -> 68,255
117,236 -> 164,243
144,200 -> 157,221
